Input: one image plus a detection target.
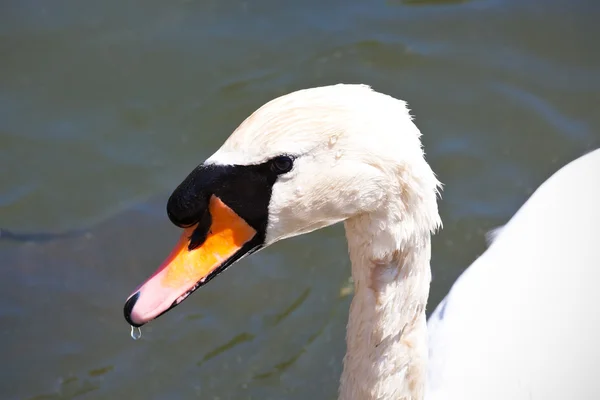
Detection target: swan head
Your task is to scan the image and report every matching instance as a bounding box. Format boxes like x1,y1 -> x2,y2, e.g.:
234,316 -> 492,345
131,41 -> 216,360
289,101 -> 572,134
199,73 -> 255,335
124,84 -> 441,327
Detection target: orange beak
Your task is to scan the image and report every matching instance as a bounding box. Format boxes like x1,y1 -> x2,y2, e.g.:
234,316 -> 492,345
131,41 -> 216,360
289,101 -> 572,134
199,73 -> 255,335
124,196 -> 257,326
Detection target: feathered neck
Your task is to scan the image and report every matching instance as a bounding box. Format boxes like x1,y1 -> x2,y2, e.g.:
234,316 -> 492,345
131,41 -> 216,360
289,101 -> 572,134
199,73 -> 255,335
339,163 -> 440,400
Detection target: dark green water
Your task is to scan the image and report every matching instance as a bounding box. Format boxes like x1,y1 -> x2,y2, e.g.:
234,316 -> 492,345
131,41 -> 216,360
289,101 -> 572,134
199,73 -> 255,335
1,0 -> 599,398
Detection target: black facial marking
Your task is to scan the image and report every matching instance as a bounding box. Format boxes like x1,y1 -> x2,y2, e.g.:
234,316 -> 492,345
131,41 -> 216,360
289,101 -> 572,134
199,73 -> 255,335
188,209 -> 212,251
124,156 -> 293,328
167,156 -> 293,246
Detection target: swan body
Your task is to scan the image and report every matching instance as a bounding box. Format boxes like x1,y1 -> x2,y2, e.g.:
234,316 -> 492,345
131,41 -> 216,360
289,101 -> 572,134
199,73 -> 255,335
427,148 -> 600,400
124,84 -> 600,400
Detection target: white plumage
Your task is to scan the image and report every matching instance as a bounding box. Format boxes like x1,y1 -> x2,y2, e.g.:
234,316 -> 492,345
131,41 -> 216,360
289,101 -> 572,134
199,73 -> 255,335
427,148 -> 600,400
203,84 -> 600,399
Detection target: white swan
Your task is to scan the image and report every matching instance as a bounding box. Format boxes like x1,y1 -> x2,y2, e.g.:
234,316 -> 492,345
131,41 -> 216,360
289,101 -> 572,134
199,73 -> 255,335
124,84 -> 600,400
427,146 -> 600,399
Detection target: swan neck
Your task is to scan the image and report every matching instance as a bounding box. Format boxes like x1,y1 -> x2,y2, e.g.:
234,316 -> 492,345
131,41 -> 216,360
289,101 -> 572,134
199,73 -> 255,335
339,215 -> 432,400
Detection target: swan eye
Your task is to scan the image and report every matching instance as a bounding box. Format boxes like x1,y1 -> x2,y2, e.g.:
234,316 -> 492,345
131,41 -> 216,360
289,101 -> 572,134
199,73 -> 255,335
270,155 -> 294,174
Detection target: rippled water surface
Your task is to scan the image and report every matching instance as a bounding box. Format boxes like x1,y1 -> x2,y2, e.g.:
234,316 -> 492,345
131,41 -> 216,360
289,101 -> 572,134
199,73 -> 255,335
1,0 -> 599,398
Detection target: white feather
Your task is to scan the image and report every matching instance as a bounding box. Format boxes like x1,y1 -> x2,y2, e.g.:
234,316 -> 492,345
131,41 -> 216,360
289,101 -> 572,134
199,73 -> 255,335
484,225 -> 505,246
427,149 -> 600,400
202,84 -> 600,400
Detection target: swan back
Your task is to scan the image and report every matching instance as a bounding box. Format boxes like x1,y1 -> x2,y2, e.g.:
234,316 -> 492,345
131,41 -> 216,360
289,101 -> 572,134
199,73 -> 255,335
427,149 -> 600,400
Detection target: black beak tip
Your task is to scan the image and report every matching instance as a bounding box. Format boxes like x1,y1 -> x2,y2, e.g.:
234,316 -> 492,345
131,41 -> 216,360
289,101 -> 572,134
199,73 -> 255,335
123,291 -> 143,327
